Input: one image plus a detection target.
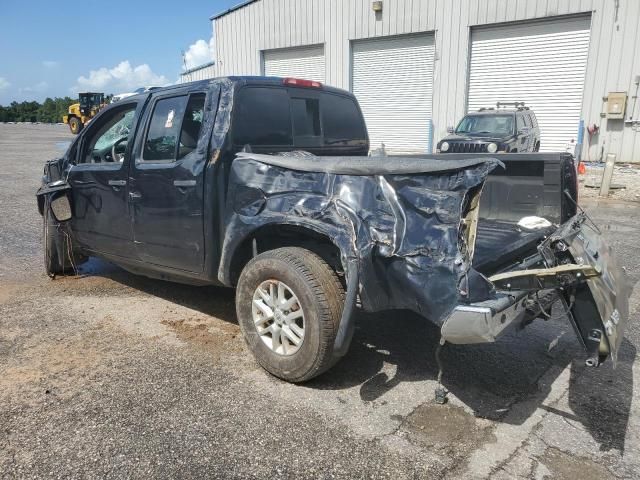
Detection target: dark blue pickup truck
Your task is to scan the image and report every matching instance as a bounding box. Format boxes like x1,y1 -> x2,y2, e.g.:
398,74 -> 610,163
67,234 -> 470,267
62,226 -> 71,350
37,77 -> 630,384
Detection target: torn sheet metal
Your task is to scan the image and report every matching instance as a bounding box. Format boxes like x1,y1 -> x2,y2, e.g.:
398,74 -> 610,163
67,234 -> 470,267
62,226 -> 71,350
221,153 -> 503,324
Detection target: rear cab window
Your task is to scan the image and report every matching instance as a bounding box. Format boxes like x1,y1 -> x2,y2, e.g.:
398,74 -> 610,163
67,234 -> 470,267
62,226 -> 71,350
233,87 -> 293,147
321,94 -> 367,145
232,85 -> 367,150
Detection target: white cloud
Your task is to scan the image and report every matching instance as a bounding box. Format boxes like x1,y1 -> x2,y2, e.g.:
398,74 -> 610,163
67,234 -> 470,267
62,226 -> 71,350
42,60 -> 59,68
183,37 -> 215,70
73,61 -> 169,93
0,77 -> 9,90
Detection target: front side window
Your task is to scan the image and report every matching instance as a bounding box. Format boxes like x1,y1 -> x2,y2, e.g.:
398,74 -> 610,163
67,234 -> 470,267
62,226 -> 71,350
524,114 -> 533,128
82,104 -> 136,164
234,87 -> 293,146
456,114 -> 514,136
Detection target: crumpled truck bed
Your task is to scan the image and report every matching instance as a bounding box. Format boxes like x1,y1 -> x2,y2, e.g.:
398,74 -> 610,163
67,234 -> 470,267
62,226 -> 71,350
221,153 -> 503,326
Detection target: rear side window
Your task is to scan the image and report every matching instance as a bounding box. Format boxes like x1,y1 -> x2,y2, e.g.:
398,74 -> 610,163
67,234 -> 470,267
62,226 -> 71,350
234,87 -> 293,146
143,96 -> 188,161
322,94 -> 367,144
178,94 -> 206,159
142,94 -> 206,161
516,115 -> 526,130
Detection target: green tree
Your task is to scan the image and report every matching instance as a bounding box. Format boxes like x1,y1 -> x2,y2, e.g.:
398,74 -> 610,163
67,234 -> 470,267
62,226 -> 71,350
0,97 -> 77,123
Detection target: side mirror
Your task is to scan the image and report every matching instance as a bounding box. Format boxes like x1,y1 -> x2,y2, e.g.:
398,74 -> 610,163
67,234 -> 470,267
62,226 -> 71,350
519,127 -> 530,135
447,126 -> 454,134
50,194 -> 72,222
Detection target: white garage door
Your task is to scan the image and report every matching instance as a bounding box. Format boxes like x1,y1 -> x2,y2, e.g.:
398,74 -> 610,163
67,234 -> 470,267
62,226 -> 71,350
352,34 -> 435,154
468,16 -> 591,152
263,45 -> 325,83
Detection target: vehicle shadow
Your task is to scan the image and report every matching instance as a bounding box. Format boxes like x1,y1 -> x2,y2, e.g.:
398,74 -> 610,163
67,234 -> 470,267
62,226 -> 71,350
76,258 -> 635,453
76,258 -> 238,325
307,308 -> 635,453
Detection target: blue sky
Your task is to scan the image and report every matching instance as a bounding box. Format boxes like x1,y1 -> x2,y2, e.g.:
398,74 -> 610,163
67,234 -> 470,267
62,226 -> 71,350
0,0 -> 239,104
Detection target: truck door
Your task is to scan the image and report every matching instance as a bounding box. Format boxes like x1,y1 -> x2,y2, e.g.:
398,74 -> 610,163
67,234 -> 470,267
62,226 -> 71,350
128,89 -> 214,272
67,101 -> 141,258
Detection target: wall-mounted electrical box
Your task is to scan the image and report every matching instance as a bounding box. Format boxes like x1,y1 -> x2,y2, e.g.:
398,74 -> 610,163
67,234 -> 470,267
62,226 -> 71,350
607,92 -> 627,119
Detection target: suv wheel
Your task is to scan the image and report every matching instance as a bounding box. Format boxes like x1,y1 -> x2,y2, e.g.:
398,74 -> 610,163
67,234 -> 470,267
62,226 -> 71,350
236,247 -> 345,382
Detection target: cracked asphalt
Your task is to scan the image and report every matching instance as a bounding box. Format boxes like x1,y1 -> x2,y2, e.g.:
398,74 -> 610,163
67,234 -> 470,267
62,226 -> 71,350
1,124 -> 639,479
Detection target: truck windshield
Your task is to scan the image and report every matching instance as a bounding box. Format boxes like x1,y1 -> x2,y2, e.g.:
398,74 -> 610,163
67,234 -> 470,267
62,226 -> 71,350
456,114 -> 514,136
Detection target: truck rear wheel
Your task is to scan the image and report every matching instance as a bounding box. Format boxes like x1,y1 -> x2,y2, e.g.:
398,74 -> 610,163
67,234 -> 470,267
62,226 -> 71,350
69,117 -> 83,135
236,247 -> 345,382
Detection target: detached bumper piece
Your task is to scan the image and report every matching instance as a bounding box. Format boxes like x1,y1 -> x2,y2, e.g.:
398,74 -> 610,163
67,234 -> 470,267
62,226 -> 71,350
441,293 -> 527,344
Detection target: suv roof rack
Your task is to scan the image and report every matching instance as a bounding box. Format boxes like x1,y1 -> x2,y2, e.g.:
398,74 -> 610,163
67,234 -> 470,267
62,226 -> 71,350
496,101 -> 529,111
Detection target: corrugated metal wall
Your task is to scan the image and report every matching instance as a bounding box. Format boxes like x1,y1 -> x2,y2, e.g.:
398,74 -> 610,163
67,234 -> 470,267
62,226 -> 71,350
213,0 -> 640,162
179,63 -> 216,83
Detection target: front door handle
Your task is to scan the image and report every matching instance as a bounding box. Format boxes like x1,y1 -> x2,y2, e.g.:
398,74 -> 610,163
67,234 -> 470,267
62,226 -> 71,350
108,179 -> 127,187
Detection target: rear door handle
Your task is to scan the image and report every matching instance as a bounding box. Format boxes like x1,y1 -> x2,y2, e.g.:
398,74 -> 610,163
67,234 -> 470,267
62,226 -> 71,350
173,180 -> 196,187
129,191 -> 142,201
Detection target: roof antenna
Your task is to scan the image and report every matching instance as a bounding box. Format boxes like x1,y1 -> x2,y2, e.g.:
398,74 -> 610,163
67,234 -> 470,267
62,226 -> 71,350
181,50 -> 190,82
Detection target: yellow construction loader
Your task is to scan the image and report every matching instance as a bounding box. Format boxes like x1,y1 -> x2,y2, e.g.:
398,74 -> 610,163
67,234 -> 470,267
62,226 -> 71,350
63,92 -> 106,134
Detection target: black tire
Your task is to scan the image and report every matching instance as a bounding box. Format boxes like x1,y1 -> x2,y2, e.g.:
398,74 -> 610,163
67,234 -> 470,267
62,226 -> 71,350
43,209 -> 63,277
534,141 -> 540,152
43,208 -> 84,277
69,117 -> 83,135
236,247 -> 345,382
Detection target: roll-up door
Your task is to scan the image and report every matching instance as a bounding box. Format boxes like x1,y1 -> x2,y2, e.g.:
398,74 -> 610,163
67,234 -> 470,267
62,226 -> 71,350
468,16 -> 591,152
263,45 -> 325,83
352,34 -> 435,154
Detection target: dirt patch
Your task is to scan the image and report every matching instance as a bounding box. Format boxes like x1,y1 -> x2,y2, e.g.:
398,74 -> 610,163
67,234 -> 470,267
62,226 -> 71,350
161,318 -> 242,357
579,164 -> 640,203
538,447 -> 613,480
401,403 -> 496,452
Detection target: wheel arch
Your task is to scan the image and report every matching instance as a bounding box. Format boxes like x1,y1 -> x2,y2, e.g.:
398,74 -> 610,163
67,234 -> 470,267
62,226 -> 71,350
222,222 -> 349,288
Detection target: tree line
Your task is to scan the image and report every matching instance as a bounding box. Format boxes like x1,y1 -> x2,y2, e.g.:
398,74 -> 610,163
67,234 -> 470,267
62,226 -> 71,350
0,97 -> 77,123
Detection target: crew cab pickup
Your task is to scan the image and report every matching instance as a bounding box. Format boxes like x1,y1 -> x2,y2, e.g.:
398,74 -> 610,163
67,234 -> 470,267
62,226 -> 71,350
37,77 -> 630,383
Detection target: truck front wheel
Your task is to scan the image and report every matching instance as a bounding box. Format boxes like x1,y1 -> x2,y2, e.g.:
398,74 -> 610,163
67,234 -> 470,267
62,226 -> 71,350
43,207 -> 86,277
68,117 -> 83,134
236,247 -> 345,382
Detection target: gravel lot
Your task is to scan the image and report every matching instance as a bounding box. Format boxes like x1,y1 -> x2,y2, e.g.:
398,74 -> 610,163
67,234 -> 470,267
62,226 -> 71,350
1,124 -> 639,479
580,163 -> 640,203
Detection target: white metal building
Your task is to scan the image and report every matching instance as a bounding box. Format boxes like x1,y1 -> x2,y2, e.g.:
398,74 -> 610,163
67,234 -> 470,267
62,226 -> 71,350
207,0 -> 640,161
179,61 -> 216,83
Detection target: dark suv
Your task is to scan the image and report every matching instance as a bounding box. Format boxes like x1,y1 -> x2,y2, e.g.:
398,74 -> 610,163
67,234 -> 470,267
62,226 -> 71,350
437,104 -> 540,154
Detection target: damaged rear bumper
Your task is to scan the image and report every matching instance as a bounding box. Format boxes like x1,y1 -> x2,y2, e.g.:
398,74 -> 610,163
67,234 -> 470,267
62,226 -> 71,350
440,214 -> 631,367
